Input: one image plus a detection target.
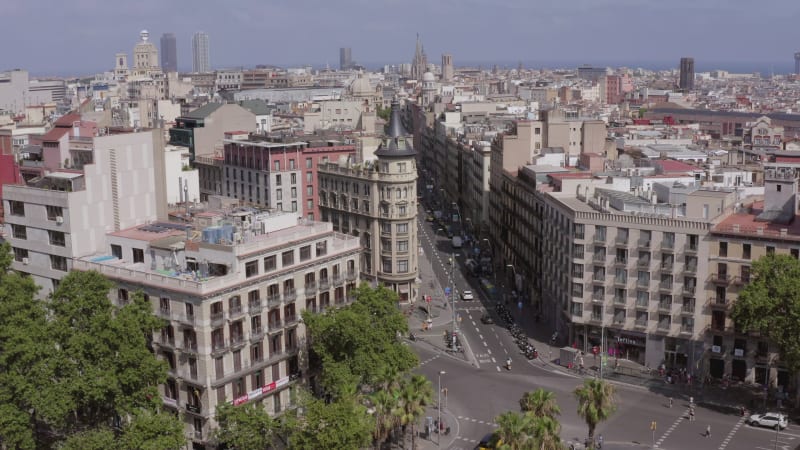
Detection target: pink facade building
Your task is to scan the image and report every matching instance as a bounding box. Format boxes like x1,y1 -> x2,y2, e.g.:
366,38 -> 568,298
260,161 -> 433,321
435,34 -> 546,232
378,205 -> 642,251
221,133 -> 356,220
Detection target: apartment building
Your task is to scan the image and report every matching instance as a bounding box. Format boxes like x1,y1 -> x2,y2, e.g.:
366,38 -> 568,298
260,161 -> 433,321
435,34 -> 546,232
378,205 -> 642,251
538,185 -> 736,369
318,101 -> 419,302
72,209 -> 360,448
219,133 -> 356,220
168,102 -> 256,164
705,164 -> 800,388
4,129 -> 168,295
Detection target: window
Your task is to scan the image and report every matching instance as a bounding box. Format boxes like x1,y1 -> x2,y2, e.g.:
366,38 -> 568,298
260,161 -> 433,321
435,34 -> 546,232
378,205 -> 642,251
274,161 -> 281,171
382,259 -> 392,273
398,162 -> 407,172
767,246 -> 775,255
792,248 -> 800,259
12,247 -> 28,262
316,241 -> 327,256
741,266 -> 751,283
245,260 -> 259,278
291,187 -> 297,198
291,201 -> 297,212
46,205 -> 63,221
276,189 -> 282,200
397,260 -> 409,273
719,242 -> 727,257
397,223 -> 408,234
743,243 -> 751,259
111,244 -> 122,259
398,205 -> 407,216
264,255 -> 277,272
49,230 -> 66,247
289,159 -> 296,170
8,201 -> 24,216
291,173 -> 297,184
133,248 -> 144,263
306,186 -> 313,196
299,245 -> 311,261
282,250 -> 294,266
397,240 -> 408,252
50,255 -> 67,271
306,158 -> 312,169
381,222 -> 392,234
11,224 -> 26,240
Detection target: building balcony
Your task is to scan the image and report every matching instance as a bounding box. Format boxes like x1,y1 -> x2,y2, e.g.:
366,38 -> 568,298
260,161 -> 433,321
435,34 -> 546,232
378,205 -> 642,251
635,300 -> 649,310
592,274 -> 606,284
229,305 -> 244,320
318,278 -> 330,291
614,258 -> 628,267
593,253 -> 607,263
284,315 -> 299,327
615,235 -> 629,247
661,241 -> 675,251
591,292 -> 605,303
636,279 -> 650,288
683,285 -> 696,296
732,276 -> 749,286
155,336 -> 176,350
589,314 -> 603,323
268,320 -> 283,331
593,235 -> 607,245
346,270 -> 357,282
709,273 -> 731,285
177,340 -> 198,355
176,313 -> 195,327
612,316 -> 626,326
660,262 -> 674,272
684,264 -> 697,275
211,340 -> 229,356
680,324 -> 693,334
656,321 -> 671,332
210,312 -> 225,327
267,294 -> 282,308
185,403 -> 202,415
685,243 -> 698,254
284,289 -> 297,303
230,334 -> 246,350
637,259 -> 651,268
634,319 -> 647,329
333,274 -> 345,286
305,281 -> 318,295
706,297 -> 729,310
248,301 -> 263,315
680,304 -> 695,315
613,295 -> 626,305
659,282 -> 673,292
613,277 -> 627,287
250,327 -> 265,341
637,239 -> 651,250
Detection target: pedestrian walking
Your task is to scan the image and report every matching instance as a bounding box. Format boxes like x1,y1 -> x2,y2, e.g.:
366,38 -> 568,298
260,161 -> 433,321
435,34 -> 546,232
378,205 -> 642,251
705,425 -> 711,437
669,397 -> 673,408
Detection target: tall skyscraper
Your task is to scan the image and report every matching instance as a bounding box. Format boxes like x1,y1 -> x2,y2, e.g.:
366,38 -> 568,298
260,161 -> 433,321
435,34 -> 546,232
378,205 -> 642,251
192,32 -> 210,73
339,47 -> 352,70
441,53 -> 453,82
795,52 -> 800,75
160,33 -> 177,72
679,57 -> 695,91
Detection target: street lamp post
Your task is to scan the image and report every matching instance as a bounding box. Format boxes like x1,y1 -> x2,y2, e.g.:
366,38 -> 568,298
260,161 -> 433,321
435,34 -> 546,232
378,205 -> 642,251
440,228 -> 458,334
438,370 -> 446,448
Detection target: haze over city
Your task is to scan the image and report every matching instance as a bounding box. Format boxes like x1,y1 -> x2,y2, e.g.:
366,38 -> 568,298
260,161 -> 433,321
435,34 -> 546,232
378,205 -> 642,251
4,0 -> 800,75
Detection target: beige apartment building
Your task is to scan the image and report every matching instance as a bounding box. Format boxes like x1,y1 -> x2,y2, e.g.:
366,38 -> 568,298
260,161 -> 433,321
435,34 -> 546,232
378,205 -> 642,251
540,185 -> 736,370
705,163 -> 800,388
72,209 -> 360,448
318,101 -> 419,302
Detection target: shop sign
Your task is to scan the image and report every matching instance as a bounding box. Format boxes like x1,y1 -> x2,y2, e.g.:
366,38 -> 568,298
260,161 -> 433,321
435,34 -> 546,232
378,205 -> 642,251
233,376 -> 290,406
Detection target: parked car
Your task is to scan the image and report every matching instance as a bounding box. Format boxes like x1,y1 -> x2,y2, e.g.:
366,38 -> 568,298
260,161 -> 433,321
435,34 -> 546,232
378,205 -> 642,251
748,412 -> 787,430
461,290 -> 474,301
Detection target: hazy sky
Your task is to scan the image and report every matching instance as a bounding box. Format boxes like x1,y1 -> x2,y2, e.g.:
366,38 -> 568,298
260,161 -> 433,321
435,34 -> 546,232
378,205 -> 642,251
4,0 -> 800,76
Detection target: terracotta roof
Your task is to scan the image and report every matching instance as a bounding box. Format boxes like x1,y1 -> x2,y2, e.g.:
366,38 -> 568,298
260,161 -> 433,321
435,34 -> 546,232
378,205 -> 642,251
714,201 -> 800,240
41,127 -> 69,142
54,113 -> 81,127
655,159 -> 700,173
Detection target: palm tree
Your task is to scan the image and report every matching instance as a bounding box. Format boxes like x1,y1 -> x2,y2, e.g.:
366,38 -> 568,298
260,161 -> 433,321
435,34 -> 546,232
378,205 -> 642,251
574,379 -> 616,448
529,415 -> 563,450
370,388 -> 403,448
519,389 -> 561,420
398,374 -> 433,450
493,411 -> 533,450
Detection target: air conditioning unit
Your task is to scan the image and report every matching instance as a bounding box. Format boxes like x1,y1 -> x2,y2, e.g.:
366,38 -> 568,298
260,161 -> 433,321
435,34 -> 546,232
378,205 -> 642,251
22,257 -> 29,265
55,216 -> 64,224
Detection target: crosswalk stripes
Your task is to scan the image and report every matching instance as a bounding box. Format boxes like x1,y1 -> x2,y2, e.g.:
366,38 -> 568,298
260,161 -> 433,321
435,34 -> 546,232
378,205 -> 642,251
419,354 -> 440,367
654,408 -> 689,448
718,416 -> 745,450
455,415 -> 498,427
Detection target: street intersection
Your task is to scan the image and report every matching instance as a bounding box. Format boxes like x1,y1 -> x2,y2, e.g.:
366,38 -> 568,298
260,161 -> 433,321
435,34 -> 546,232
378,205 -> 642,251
410,207 -> 798,450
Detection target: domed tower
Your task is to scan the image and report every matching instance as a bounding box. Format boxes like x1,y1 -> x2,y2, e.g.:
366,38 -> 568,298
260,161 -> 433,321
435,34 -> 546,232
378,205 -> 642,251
372,100 -> 419,302
348,72 -> 378,111
421,71 -> 436,107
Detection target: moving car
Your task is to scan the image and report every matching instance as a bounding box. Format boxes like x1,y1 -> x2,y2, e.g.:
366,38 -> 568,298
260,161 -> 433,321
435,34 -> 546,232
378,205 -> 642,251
461,290 -> 474,301
748,412 -> 787,430
477,433 -> 502,450
480,314 -> 494,324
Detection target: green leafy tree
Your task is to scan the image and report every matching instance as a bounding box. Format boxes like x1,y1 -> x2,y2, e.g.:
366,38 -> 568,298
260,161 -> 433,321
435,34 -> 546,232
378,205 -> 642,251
574,379 -> 616,448
215,402 -> 287,450
290,394 -> 374,450
494,411 -> 533,450
118,410 -> 185,450
303,283 -> 417,398
731,254 -> 800,386
519,389 -> 561,420
370,388 -> 403,446
58,427 -> 117,450
0,248 -> 175,449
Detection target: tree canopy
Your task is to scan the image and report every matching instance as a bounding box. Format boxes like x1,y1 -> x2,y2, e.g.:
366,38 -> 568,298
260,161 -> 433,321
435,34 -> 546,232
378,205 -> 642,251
303,283 -> 418,397
730,253 -> 800,373
289,392 -> 374,450
574,379 -> 616,446
0,244 -> 181,449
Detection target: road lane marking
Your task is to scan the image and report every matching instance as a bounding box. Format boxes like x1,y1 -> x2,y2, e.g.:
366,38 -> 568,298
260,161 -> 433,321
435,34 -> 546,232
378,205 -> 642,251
492,357 -> 496,363
472,321 -> 476,326
487,349 -> 492,355
478,334 -> 484,340
719,416 -> 746,450
655,408 -> 689,448
483,341 -> 488,347
496,366 -> 500,372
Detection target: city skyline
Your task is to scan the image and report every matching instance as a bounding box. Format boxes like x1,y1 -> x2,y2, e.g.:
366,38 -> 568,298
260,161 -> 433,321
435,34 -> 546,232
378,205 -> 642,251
3,0 -> 800,76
